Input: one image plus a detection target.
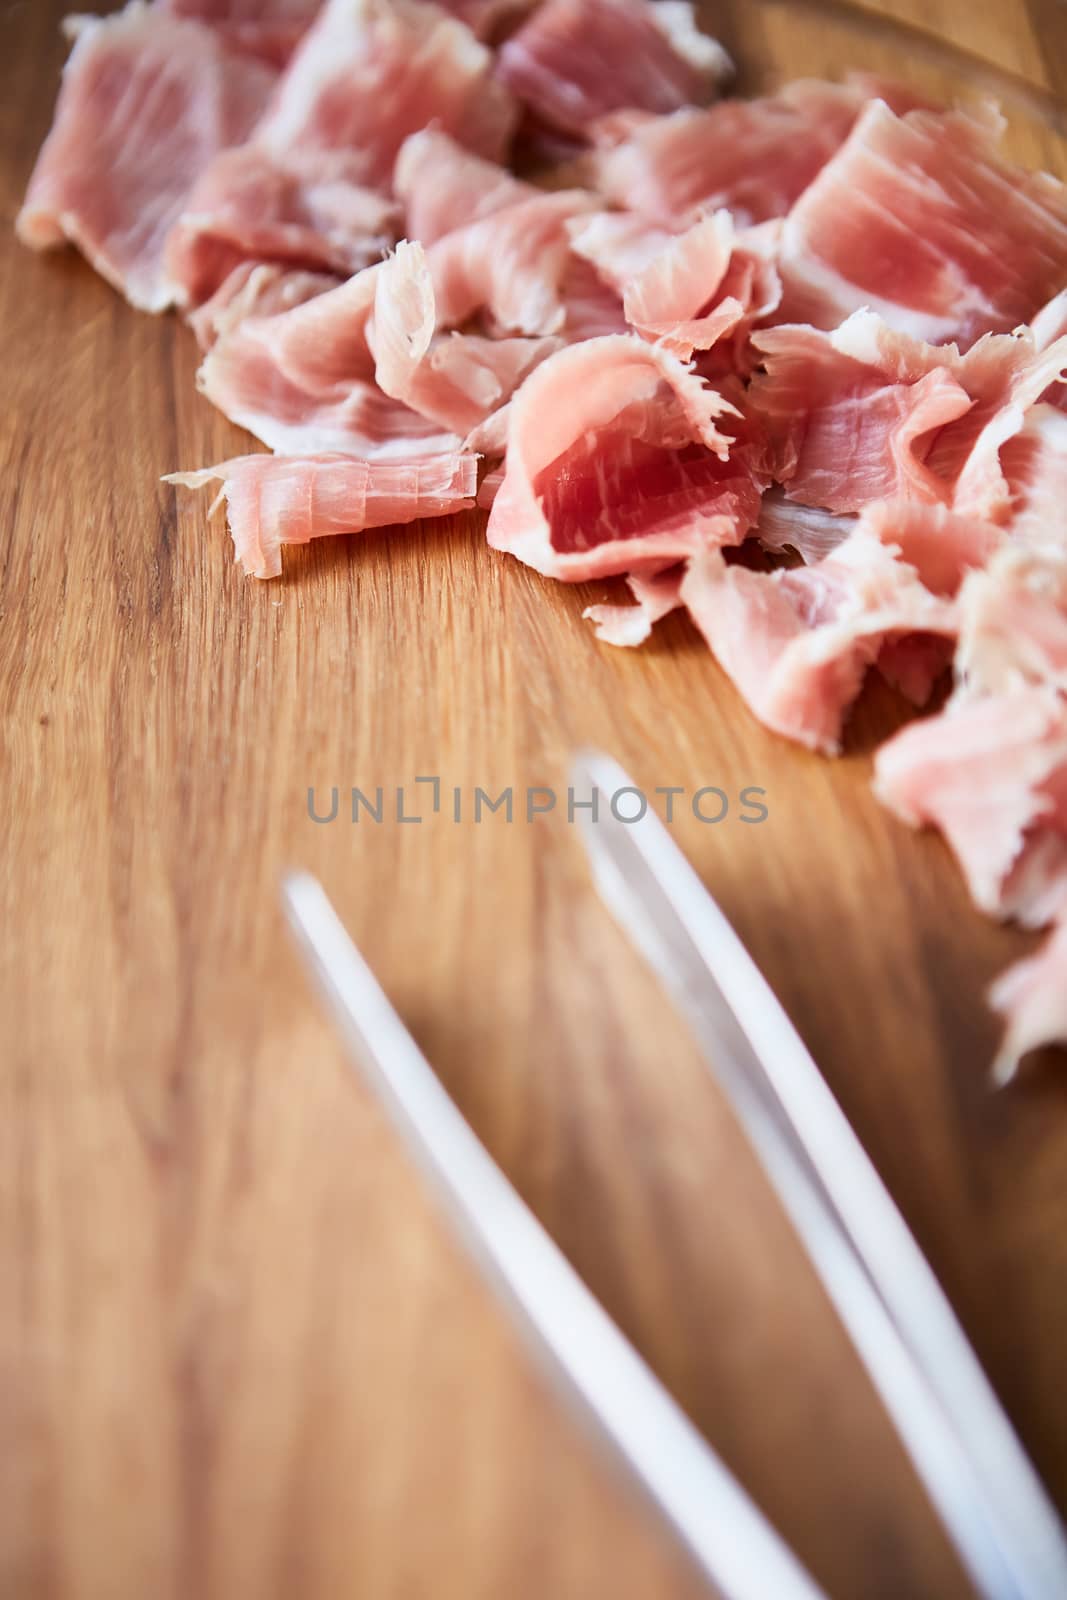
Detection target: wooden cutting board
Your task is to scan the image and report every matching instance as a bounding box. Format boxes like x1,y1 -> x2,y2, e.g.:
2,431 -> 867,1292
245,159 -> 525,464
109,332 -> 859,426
2,3 -> 1066,1596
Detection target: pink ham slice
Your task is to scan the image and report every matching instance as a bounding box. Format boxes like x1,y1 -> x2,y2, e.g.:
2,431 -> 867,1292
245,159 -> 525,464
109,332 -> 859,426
486,335 -> 762,581
955,548 -> 1067,699
583,565 -> 685,646
568,209 -> 781,364
371,241 -> 563,433
166,451 -> 478,576
496,0 -> 731,141
188,261 -> 340,350
393,129 -> 534,246
154,0 -> 321,64
995,404 -> 1067,546
253,0 -> 517,184
749,312 -> 1067,520
681,529 -> 956,754
16,5 -> 277,311
873,686 -> 1067,927
165,146 -> 398,307
198,186 -> 593,451
990,919 -> 1067,1084
198,264 -> 458,456
777,101 -> 1067,347
590,77 -> 903,227
425,188 -> 597,335
1032,291 -> 1067,412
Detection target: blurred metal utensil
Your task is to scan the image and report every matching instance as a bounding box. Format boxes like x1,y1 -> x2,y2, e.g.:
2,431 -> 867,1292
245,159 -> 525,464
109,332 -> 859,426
282,869 -> 825,1600
571,749 -> 1067,1600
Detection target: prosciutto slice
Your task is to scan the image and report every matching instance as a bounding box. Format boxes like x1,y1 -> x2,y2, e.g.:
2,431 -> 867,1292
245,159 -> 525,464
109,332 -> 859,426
154,0 -> 320,64
166,451 -> 478,576
16,4 -> 277,311
569,209 -> 780,364
188,261 -> 340,350
199,264 -> 457,455
165,146 -> 398,306
1032,291 -> 1067,412
253,0 -> 517,183
371,241 -> 562,433
991,920 -> 1067,1084
590,78 -> 893,227
749,312 -> 1067,520
681,530 -> 956,754
393,129 -> 534,246
487,336 -> 761,581
583,565 -> 685,646
873,686 -> 1067,927
778,101 -> 1067,346
955,548 -> 1067,699
496,0 -> 731,140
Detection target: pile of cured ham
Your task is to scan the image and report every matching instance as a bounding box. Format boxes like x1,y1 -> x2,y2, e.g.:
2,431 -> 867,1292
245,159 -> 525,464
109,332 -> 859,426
19,0 -> 1067,1079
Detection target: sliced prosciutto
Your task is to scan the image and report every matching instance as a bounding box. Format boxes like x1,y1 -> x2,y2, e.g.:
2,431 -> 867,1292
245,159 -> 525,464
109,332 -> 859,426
583,565 -> 685,646
188,261 -> 340,350
165,146 -> 398,307
1033,291 -> 1067,412
569,209 -> 781,364
154,0 -> 320,64
198,187 -> 592,450
681,530 -> 956,754
393,129 -> 534,246
496,0 -> 731,141
591,77 -> 895,227
254,0 -> 517,183
873,686 -> 1067,927
17,4 -> 277,311
777,101 -> 1067,346
955,548 -> 1067,699
199,264 -> 457,455
990,920 -> 1067,1084
487,336 -> 762,581
167,451 -> 478,576
371,241 -> 562,433
749,312 -> 1067,520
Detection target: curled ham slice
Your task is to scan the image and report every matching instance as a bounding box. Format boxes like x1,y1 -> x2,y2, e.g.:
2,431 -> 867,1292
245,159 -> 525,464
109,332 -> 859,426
496,0 -> 731,141
17,4 -> 277,311
681,530 -> 956,754
199,264 -> 458,456
254,0 -> 517,184
371,241 -> 562,433
188,261 -> 340,350
955,548 -> 1067,700
750,311 -> 1067,520
1032,291 -> 1067,412
166,146 -> 398,307
486,336 -> 760,581
873,687 -> 1067,928
393,129 -> 534,246
583,566 -> 685,646
166,451 -> 478,576
778,101 -> 1067,347
569,209 -> 780,364
590,77 -> 901,227
991,920 -> 1067,1085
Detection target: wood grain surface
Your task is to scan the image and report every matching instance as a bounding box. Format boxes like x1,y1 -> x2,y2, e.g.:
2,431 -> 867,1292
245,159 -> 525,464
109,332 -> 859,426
2,3 -> 1066,1597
